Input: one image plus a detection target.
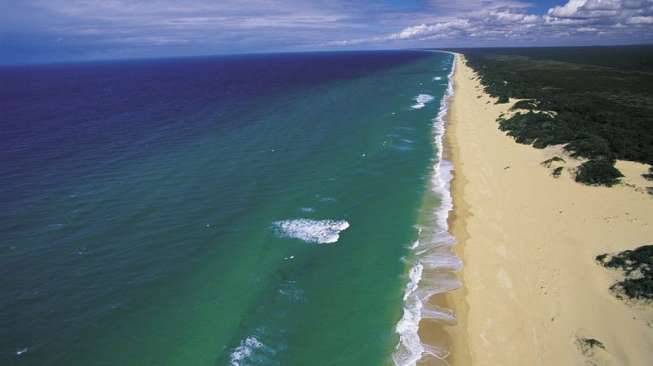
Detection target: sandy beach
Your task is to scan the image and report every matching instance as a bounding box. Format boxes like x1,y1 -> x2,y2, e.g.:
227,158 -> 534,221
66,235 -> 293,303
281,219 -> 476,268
437,54 -> 653,365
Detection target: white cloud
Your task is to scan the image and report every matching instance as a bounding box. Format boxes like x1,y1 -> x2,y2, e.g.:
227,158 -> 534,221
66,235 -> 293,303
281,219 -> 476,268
548,0 -> 630,18
6,0 -> 653,62
548,0 -> 597,18
392,19 -> 473,40
331,0 -> 653,47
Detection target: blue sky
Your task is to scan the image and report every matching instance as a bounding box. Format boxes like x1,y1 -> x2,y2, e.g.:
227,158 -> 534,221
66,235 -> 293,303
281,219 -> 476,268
1,0 -> 652,63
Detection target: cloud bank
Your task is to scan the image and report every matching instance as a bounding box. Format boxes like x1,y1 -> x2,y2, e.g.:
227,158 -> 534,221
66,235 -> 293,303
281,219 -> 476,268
332,0 -> 653,47
1,0 -> 652,63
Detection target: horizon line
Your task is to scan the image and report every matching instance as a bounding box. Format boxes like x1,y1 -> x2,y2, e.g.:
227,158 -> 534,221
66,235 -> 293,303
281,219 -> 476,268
3,42 -> 653,67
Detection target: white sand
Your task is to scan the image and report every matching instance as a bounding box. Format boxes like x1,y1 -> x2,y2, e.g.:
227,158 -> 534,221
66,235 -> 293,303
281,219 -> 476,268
437,54 -> 653,366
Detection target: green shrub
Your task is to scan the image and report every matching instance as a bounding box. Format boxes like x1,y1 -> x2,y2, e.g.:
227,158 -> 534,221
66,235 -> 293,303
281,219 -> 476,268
565,135 -> 612,160
552,166 -> 563,178
511,99 -> 538,110
496,95 -> 509,104
541,156 -> 566,167
498,112 -> 573,148
574,159 -> 623,186
643,167 -> 653,181
614,278 -> 653,300
577,337 -> 605,352
596,245 -> 653,300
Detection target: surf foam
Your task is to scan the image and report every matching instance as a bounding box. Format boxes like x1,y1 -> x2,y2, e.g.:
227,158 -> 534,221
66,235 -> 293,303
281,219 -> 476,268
393,52 -> 460,366
411,94 -> 435,109
273,219 -> 350,244
229,337 -> 263,366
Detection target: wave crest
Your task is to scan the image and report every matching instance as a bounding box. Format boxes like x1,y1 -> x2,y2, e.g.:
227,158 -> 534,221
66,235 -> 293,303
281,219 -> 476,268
273,219 -> 350,244
411,94 -> 435,109
229,337 -> 264,366
393,52 -> 460,366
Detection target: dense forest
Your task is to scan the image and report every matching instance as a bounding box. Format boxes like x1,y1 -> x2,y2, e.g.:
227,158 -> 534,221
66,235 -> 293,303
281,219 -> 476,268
448,46 -> 653,186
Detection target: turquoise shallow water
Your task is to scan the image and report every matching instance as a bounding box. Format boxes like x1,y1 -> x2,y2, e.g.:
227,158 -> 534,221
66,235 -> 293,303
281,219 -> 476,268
1,51 -> 454,365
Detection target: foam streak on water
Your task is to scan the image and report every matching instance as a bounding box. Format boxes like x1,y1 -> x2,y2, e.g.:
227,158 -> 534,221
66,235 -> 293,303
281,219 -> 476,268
411,94 -> 435,109
272,219 -> 350,244
393,53 -> 460,366
229,337 -> 264,366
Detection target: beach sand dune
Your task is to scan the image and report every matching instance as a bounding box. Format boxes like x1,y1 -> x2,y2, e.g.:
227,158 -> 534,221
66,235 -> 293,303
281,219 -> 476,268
438,54 -> 653,366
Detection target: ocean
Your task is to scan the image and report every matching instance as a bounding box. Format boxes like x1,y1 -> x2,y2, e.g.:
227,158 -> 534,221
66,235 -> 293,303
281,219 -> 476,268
1,50 -> 455,365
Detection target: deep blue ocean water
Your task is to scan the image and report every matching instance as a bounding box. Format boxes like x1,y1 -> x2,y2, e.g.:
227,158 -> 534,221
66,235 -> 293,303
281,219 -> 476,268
1,51 -> 454,365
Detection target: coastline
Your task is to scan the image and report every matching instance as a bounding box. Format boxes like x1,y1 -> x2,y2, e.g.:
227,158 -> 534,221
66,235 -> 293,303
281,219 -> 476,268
394,52 -> 461,366
439,54 -> 471,366
444,54 -> 653,365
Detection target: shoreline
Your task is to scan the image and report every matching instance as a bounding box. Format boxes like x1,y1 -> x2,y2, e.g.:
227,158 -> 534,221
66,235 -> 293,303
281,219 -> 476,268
440,53 -> 471,366
443,54 -> 653,365
413,52 -> 472,366
414,52 -> 472,366
394,52 -> 461,366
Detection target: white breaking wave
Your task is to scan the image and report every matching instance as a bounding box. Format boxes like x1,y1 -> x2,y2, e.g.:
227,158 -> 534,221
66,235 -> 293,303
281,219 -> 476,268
229,337 -> 263,366
273,219 -> 350,244
433,76 -> 442,81
411,94 -> 434,109
393,52 -> 460,366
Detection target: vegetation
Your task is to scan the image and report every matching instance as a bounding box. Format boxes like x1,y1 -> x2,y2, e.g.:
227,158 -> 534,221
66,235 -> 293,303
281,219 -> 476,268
596,245 -> 653,301
497,112 -> 572,149
541,156 -> 565,167
575,159 -> 623,186
511,99 -> 539,110
576,337 -> 605,358
451,46 -> 653,186
644,167 -> 653,181
457,46 -> 653,71
577,337 -> 605,351
552,166 -> 563,178
540,157 -> 565,177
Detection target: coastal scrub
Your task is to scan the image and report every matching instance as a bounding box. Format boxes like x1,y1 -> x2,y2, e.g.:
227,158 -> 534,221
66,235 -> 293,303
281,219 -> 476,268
460,47 -> 653,186
596,245 -> 653,301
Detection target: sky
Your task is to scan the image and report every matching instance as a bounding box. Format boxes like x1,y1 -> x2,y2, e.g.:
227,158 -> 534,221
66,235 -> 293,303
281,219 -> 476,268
1,0 -> 652,63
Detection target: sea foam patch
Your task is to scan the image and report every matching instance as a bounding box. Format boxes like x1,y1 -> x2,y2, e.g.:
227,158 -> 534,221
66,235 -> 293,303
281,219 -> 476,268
229,337 -> 263,366
411,94 -> 434,109
273,219 -> 350,244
